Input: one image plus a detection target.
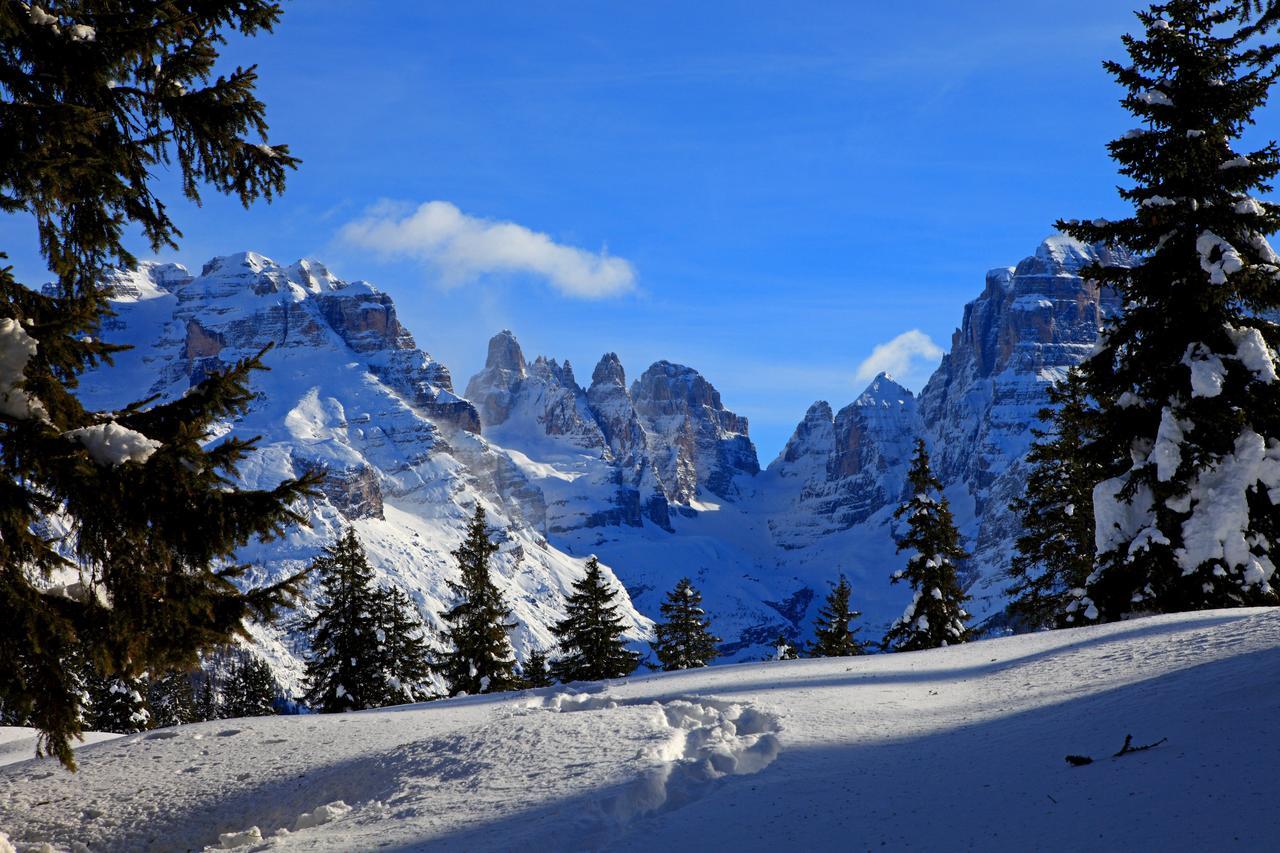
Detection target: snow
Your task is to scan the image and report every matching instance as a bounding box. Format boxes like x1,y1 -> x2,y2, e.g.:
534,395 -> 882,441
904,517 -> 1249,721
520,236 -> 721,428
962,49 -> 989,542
3,610 -> 1280,849
64,421 -> 162,466
67,23 -> 94,41
1174,429 -> 1280,587
1094,474 -> 1156,557
1196,231 -> 1244,285
293,801 -> 352,831
1227,325 -> 1277,383
1182,343 -> 1227,397
0,728 -> 119,769
1137,89 -> 1173,106
1150,407 -> 1186,482
1235,197 -> 1265,216
0,317 -> 47,420
1220,156 -> 1252,170
27,6 -> 57,28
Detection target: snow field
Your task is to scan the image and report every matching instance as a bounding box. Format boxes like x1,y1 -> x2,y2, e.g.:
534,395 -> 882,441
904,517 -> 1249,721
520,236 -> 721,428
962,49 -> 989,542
2,608 -> 1279,850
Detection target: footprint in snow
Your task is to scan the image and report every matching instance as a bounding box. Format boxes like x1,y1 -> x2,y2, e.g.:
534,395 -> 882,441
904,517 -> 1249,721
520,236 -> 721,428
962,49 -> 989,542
532,691 -> 783,828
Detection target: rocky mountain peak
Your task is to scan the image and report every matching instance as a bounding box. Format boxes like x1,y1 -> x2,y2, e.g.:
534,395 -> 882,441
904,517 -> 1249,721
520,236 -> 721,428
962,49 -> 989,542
485,330 -> 527,376
591,352 -> 627,389
855,373 -> 915,408
778,400 -> 835,466
631,360 -> 758,503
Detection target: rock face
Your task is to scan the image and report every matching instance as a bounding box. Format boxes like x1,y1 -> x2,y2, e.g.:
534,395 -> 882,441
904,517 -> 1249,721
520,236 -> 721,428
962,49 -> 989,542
916,236 -> 1128,603
766,374 -> 917,548
630,362 -> 759,504
464,335 -> 757,528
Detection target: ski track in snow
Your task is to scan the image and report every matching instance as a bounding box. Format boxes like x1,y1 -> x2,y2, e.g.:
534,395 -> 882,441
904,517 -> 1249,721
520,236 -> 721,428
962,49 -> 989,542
2,609 -> 1280,851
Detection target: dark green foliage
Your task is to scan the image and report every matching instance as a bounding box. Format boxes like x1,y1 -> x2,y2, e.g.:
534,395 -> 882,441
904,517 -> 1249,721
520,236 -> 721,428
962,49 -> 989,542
300,529 -> 386,713
0,1 -> 312,768
436,507 -> 520,697
82,667 -> 149,734
520,649 -> 555,689
1059,2 -> 1280,621
301,529 -> 435,711
550,557 -> 641,683
808,575 -> 868,657
651,578 -> 720,671
195,677 -> 218,723
773,633 -> 799,661
883,440 -> 972,652
370,586 -> 436,706
1006,369 -> 1102,628
147,671 -> 197,728
1239,1 -> 1280,23
221,654 -> 278,719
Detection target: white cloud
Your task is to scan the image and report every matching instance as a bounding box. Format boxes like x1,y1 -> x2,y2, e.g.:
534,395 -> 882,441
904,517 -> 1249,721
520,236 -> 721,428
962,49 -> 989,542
855,330 -> 944,383
339,200 -> 636,299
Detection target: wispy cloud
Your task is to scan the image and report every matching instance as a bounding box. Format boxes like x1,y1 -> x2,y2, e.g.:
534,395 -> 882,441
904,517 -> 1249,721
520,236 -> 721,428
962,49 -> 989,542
855,330 -> 943,383
339,200 -> 635,299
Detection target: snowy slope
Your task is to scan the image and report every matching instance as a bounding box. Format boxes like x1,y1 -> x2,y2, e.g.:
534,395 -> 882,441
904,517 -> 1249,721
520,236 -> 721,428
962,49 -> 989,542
3,608 -> 1278,851
0,729 -> 119,770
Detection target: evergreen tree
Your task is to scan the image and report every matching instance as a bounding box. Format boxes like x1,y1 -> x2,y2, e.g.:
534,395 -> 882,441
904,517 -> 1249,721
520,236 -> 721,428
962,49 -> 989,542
883,440 -> 972,652
300,529 -> 385,712
436,507 -> 520,697
520,649 -> 555,688
651,578 -> 721,671
1059,2 -> 1280,622
772,633 -> 799,661
550,557 -> 641,682
369,586 -> 436,706
147,671 -> 196,728
0,1 -> 314,767
808,575 -> 868,657
83,668 -> 150,734
1006,369 -> 1102,628
195,677 -> 219,723
221,654 -> 279,718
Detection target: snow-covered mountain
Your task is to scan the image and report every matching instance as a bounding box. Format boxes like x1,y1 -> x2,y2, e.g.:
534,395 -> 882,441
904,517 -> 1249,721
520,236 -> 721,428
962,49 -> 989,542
76,252 -> 653,692
73,235 -> 1120,681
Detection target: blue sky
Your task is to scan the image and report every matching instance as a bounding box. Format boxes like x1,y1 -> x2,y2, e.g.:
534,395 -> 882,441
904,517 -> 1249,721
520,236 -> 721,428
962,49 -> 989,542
7,1 -> 1271,460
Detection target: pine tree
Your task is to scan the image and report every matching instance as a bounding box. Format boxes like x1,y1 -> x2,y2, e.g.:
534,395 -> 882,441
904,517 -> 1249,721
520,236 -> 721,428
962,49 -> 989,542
883,440 -> 972,652
300,529 -> 385,712
651,578 -> 721,671
82,668 -> 150,734
808,575 -> 869,657
1006,369 -> 1102,628
520,649 -> 555,688
195,677 -> 219,723
436,507 -> 520,697
1059,2 -> 1280,622
221,654 -> 279,718
772,633 -> 799,661
369,586 -> 436,706
550,557 -> 641,682
0,1 -> 314,768
147,671 -> 197,728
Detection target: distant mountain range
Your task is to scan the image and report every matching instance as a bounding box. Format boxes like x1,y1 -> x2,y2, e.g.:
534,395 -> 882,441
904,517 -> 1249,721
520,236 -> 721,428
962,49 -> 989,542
74,236 -> 1123,686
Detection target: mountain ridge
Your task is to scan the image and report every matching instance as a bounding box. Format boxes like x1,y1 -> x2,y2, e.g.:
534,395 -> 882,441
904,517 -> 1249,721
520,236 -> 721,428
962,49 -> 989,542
69,234 -> 1120,685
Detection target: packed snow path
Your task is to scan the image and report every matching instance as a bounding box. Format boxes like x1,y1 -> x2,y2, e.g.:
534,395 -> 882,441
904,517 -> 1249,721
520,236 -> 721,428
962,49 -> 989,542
2,609 -> 1280,851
